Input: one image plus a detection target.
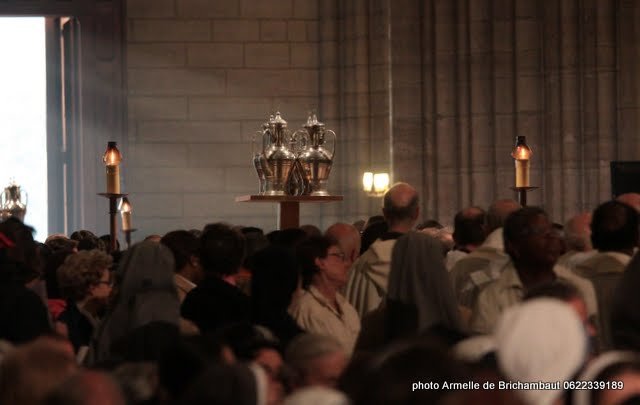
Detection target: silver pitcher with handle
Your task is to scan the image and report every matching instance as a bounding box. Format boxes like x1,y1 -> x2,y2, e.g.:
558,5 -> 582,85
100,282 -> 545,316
263,112 -> 296,196
251,117 -> 273,195
295,114 -> 336,196
1,181 -> 27,221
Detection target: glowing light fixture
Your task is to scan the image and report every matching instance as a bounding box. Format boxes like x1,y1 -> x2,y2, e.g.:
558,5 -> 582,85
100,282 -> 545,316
362,171 -> 390,197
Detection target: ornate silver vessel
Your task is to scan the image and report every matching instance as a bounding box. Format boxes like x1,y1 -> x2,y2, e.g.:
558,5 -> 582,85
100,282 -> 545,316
263,112 -> 296,196
251,118 -> 273,195
1,181 -> 27,221
295,114 -> 336,196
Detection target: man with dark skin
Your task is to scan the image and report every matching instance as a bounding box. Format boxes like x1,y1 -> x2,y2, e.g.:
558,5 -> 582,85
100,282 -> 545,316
470,207 -> 566,333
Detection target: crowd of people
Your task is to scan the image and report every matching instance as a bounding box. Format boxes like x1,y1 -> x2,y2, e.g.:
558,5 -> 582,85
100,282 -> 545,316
1,183 -> 640,404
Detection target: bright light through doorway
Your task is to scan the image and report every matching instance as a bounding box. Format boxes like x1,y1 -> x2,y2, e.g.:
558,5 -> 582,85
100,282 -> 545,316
0,17 -> 47,241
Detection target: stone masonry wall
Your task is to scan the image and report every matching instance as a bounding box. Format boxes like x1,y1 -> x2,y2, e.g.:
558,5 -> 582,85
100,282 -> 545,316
125,0 -> 328,237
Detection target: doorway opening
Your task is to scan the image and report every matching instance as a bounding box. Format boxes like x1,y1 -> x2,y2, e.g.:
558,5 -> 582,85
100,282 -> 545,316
0,17 -> 47,241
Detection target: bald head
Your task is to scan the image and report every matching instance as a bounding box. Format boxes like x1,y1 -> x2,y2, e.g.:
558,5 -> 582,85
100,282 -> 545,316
453,206 -> 487,249
617,193 -> 640,212
564,212 -> 592,252
382,182 -> 419,231
325,223 -> 361,263
487,199 -> 521,232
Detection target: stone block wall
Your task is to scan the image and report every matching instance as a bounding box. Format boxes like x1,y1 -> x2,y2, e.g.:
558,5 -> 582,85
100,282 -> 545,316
125,0 -> 341,237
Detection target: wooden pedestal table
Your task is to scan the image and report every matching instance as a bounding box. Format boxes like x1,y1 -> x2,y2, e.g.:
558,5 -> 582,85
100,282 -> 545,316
235,195 -> 344,230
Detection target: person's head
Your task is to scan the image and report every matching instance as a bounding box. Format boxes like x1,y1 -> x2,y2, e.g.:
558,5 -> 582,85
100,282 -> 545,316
382,182 -> 419,231
0,217 -> 40,284
57,249 -> 113,304
199,223 -> 245,277
158,335 -> 232,402
359,220 -> 388,254
250,245 -> 299,317
503,206 -> 562,269
564,212 -> 593,252
495,299 -> 588,405
572,351 -> 640,405
419,226 -> 454,255
452,206 -> 487,250
285,334 -> 347,389
591,200 -> 639,253
267,228 -> 308,249
617,193 -> 640,212
43,370 -> 126,405
416,219 -> 443,231
524,280 -> 596,340
104,241 -> 179,344
325,222 -> 361,264
351,339 -> 468,405
70,230 -> 105,252
240,227 -> 269,268
352,219 -> 366,233
0,336 -> 77,405
387,232 -> 462,339
144,234 -> 162,243
296,236 -> 349,291
43,249 -> 75,299
486,199 -> 521,233
45,234 -> 78,254
160,230 -> 202,283
177,363 -> 259,405
300,224 -> 322,238
99,234 -> 120,254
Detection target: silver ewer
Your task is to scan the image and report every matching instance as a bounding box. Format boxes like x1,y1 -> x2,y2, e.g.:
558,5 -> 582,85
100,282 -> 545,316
295,114 -> 336,196
263,112 -> 296,196
251,118 -> 273,195
1,181 -> 27,221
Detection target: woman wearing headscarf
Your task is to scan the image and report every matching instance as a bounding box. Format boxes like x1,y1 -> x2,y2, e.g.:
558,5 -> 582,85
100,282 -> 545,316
89,241 -> 180,364
356,231 -> 463,351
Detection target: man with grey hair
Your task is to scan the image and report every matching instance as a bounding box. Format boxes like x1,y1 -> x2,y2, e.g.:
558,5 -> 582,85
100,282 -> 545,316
345,182 -> 419,318
285,333 -> 347,390
556,212 -> 595,270
449,199 -> 521,311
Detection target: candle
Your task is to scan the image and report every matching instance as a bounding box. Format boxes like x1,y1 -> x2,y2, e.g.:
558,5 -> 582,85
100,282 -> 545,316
515,160 -> 530,188
106,165 -> 120,194
103,142 -> 122,194
511,136 -> 532,188
120,197 -> 132,231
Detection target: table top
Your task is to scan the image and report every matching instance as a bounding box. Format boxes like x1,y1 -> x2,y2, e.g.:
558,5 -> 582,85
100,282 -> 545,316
235,194 -> 344,203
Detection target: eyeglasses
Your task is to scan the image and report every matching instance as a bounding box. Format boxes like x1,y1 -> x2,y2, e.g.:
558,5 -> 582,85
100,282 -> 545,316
327,252 -> 347,262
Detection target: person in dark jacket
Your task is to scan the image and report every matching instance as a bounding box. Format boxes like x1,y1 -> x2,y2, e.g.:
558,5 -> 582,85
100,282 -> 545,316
249,245 -> 303,347
0,218 -> 51,344
181,223 -> 251,334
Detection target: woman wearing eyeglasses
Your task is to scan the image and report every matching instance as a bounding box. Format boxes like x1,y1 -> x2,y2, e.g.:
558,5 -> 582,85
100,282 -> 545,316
289,236 -> 361,355
56,249 -> 113,354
